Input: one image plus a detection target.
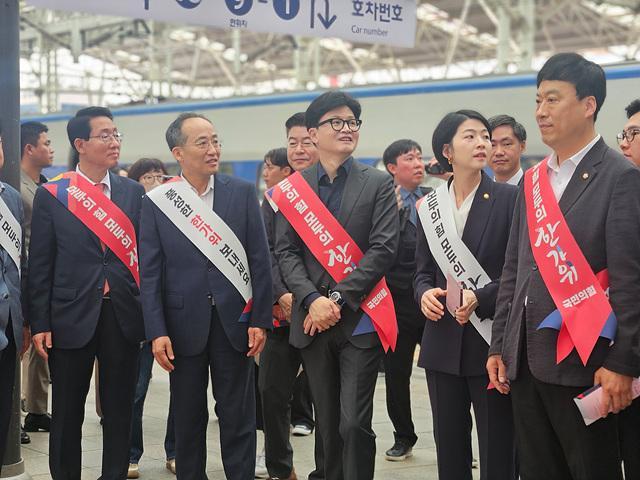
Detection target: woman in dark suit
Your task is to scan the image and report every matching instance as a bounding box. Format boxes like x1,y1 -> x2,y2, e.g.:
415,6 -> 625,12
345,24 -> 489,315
414,110 -> 518,480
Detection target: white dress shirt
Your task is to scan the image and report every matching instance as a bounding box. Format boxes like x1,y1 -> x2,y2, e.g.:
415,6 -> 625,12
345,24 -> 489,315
181,174 -> 215,208
76,165 -> 111,199
449,180 -> 480,238
547,135 -> 601,201
505,169 -> 523,186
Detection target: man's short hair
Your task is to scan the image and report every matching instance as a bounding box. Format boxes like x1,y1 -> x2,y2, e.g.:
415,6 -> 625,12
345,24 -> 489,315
537,53 -> 606,122
305,91 -> 361,129
264,147 -> 291,169
67,106 -> 113,152
382,139 -> 422,169
488,115 -> 527,143
432,109 -> 491,173
625,99 -> 640,119
21,121 -> 49,157
285,112 -> 307,135
166,112 -> 211,150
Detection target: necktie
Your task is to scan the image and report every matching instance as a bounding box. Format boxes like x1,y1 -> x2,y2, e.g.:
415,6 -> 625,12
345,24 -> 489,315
95,183 -> 110,296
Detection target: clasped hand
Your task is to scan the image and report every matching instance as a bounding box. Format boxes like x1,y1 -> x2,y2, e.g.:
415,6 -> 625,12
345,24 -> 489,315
304,296 -> 341,336
420,288 -> 478,325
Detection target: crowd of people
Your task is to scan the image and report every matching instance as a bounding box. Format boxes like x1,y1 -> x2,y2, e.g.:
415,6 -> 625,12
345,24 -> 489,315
0,51 -> 639,480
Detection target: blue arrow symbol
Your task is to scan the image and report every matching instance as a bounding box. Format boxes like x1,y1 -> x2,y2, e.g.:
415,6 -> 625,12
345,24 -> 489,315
317,0 -> 336,29
176,0 -> 202,9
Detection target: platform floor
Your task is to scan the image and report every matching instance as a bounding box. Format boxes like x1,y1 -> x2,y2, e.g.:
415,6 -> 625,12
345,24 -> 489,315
21,359 -> 480,479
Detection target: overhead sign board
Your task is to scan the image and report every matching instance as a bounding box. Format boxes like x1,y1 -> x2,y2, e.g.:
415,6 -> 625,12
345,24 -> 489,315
27,0 -> 417,48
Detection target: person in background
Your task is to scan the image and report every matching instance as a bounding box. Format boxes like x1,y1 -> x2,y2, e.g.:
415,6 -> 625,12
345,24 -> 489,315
19,121 -> 54,442
381,139 -> 429,462
125,157 -> 176,479
487,115 -> 527,185
616,98 -> 640,479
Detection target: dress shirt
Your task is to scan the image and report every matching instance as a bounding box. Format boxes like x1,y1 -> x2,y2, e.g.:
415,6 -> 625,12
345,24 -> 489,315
505,169 -> 523,186
449,180 -> 480,238
399,186 -> 424,226
181,174 -> 215,208
303,157 -> 353,309
317,156 -> 353,217
547,135 -> 601,201
76,166 -> 111,199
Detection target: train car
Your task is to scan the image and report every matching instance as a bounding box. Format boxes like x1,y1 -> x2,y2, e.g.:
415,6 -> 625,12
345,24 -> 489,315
24,62 -> 640,186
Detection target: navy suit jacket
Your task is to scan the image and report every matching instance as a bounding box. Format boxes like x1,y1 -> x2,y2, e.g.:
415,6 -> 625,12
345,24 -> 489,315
0,183 -> 24,353
414,172 -> 518,376
139,174 -> 273,356
28,172 -> 145,348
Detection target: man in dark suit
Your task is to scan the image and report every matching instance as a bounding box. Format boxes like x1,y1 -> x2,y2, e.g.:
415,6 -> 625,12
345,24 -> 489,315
275,91 -> 399,480
0,123 -> 27,476
29,106 -> 145,479
488,53 -> 640,480
488,115 -> 526,186
259,115 -> 323,480
380,139 -> 429,462
19,121 -> 53,436
139,112 -> 272,480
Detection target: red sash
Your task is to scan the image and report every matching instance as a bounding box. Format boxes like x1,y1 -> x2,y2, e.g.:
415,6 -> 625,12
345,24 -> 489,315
524,160 -> 613,365
43,172 -> 140,286
269,172 -> 397,352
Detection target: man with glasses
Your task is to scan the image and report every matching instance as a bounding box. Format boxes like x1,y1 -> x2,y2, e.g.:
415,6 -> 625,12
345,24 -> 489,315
259,113 -> 324,480
488,115 -> 527,185
619,99 -> 640,167
275,91 -> 399,479
140,112 -> 272,480
617,98 -> 640,479
29,106 -> 145,479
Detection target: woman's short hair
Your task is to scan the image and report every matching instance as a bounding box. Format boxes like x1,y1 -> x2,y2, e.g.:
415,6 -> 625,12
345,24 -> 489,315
264,147 -> 291,169
127,157 -> 168,182
432,109 -> 491,173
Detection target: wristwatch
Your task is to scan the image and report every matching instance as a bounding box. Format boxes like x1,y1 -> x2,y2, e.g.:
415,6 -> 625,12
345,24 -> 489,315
328,290 -> 345,308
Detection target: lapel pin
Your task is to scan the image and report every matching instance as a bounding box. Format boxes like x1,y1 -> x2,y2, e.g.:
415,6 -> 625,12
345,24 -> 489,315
483,193 -> 490,200
582,172 -> 589,180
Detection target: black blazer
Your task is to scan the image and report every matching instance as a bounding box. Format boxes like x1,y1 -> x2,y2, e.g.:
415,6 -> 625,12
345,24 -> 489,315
140,174 -> 273,356
414,172 -> 518,376
262,200 -> 288,304
275,159 -> 400,350
28,172 -> 145,348
490,139 -> 640,386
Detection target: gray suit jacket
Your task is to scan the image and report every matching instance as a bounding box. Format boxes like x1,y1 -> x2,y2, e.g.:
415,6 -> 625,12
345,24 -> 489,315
490,139 -> 640,386
0,183 -> 25,352
275,159 -> 399,349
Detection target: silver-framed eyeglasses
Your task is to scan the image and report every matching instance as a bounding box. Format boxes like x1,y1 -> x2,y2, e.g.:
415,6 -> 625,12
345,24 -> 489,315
89,132 -> 123,144
317,118 -> 363,132
140,174 -> 171,184
191,139 -> 222,150
617,128 -> 640,145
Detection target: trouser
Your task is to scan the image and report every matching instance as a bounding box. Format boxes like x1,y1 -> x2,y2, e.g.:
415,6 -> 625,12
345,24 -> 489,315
21,342 -> 49,414
49,300 -> 139,480
0,321 -> 17,477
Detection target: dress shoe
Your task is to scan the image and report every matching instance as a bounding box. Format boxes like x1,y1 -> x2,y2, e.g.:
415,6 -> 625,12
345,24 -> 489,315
291,424 -> 312,436
24,413 -> 51,432
166,458 -> 176,475
127,463 -> 139,479
268,468 -> 297,480
384,441 -> 412,461
20,428 -> 30,444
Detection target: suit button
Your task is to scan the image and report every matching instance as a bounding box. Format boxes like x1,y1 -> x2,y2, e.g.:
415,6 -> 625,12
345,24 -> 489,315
532,265 -> 538,271
2,293 -> 8,300
103,260 -> 108,266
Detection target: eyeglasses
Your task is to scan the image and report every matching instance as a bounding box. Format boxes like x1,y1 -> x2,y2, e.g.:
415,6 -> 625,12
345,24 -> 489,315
140,174 -> 170,184
317,118 -> 362,132
190,139 -> 222,151
287,140 -> 315,149
89,132 -> 123,144
617,128 -> 640,145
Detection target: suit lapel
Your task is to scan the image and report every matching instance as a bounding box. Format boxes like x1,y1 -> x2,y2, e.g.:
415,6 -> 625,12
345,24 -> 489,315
461,172 -> 494,255
302,164 -> 320,195
557,139 -> 605,216
213,174 -> 232,221
337,160 -> 367,226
